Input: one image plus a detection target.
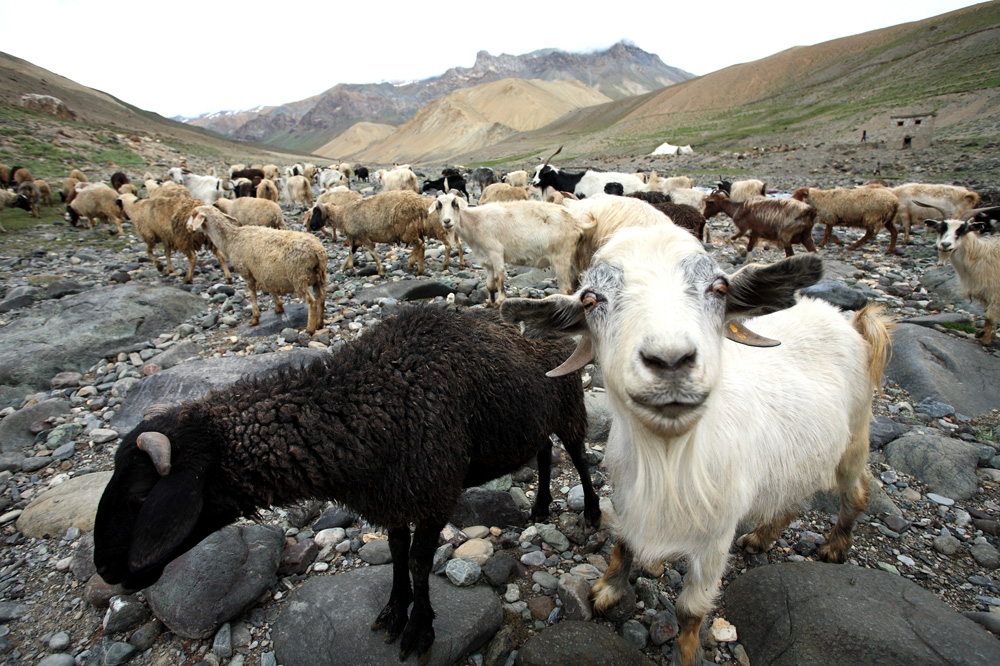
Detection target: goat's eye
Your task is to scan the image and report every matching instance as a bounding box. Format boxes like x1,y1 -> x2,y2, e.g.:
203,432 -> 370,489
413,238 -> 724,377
710,278 -> 728,298
582,291 -> 601,312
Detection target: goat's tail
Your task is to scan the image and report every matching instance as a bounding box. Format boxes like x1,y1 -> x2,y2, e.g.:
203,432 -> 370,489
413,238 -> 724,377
851,303 -> 895,395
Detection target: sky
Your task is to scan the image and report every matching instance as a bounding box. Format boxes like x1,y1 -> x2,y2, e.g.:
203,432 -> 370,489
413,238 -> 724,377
0,0 -> 987,118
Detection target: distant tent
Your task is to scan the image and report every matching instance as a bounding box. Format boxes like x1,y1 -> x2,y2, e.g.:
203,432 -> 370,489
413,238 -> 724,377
650,142 -> 694,156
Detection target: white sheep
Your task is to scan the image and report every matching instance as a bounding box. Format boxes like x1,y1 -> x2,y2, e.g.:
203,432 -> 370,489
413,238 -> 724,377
380,166 -> 419,193
920,202 -> 1000,345
318,168 -> 347,190
892,183 -> 979,244
66,183 -> 124,234
501,223 -> 893,666
283,175 -> 314,209
717,178 -> 767,202
262,164 -> 280,181
478,183 -> 529,205
212,197 -> 286,229
166,167 -> 225,205
429,193 -> 593,306
338,162 -> 352,182
188,205 -> 327,334
561,194 -> 673,271
647,171 -> 695,192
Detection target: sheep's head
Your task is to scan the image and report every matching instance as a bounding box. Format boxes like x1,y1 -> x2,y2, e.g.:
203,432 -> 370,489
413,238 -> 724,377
12,194 -> 31,212
116,194 -> 137,220
501,225 -> 823,436
93,407 -> 238,589
429,193 -> 466,232
307,204 -> 330,232
790,187 -> 810,202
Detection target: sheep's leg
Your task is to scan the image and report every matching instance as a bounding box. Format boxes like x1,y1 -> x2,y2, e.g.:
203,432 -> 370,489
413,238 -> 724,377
371,526 -> 413,643
341,244 -> 357,271
272,293 -> 285,314
183,251 -> 197,284
163,245 -> 175,276
321,226 -> 337,243
146,243 -> 163,272
884,221 -> 899,254
737,510 -> 797,554
414,239 -> 426,276
211,247 -> 233,284
745,232 -> 759,253
899,209 -> 912,244
365,241 -> 385,276
559,426 -> 601,527
591,541 -> 634,612
672,544 -> 729,666
847,227 -> 876,251
300,285 -> 318,334
246,277 -> 261,327
530,440 -> 554,521
818,447 -> 870,563
819,225 -> 842,247
313,281 -> 326,334
399,521 -> 442,665
802,233 -> 817,253
975,317 -> 997,346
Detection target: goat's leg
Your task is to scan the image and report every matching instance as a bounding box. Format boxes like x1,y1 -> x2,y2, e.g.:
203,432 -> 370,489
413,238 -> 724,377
592,541 -> 634,612
530,440 -> 554,521
975,317 -> 996,346
456,234 -> 466,269
300,286 -> 317,335
818,443 -> 870,563
484,272 -> 498,308
736,510 -> 797,554
372,526 -> 413,643
672,544 -> 729,666
399,522 -> 442,665
558,422 -> 601,527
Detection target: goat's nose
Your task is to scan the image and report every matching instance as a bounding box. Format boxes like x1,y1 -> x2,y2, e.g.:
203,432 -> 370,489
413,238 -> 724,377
638,346 -> 697,376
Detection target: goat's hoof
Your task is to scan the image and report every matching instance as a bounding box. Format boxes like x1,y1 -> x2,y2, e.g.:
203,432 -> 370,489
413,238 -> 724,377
816,544 -> 847,564
590,578 -> 623,613
736,533 -> 771,554
399,622 -> 433,664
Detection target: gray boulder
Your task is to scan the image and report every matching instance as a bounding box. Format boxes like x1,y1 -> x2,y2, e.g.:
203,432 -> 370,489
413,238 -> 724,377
0,284 -> 204,408
271,565 -> 501,666
146,524 -> 284,639
921,265 -> 984,315
884,433 -> 981,500
584,391 -> 612,442
885,324 -> 1000,417
725,561 -> 1000,666
800,280 -> 869,311
356,279 -> 456,305
869,416 -> 909,449
515,621 -> 654,666
236,302 -> 310,337
110,348 -> 328,435
0,399 -> 70,453
141,340 -> 200,373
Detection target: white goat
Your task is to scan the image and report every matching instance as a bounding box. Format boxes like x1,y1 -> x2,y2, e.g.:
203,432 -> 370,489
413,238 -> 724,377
429,193 -> 593,306
502,170 -> 530,188
920,202 -> 1000,345
318,168 -> 347,190
166,167 -> 225,205
501,224 -> 892,666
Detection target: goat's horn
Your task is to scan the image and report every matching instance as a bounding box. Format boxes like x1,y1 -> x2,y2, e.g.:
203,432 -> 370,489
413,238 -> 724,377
137,431 -> 172,476
546,336 -> 594,377
444,177 -> 449,193
913,200 -> 948,217
960,205 -> 1000,221
143,403 -> 172,420
541,145 -> 563,169
725,320 -> 780,347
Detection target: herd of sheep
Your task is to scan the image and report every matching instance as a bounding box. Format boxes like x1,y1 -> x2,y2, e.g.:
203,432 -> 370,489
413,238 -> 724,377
2,155 -> 998,664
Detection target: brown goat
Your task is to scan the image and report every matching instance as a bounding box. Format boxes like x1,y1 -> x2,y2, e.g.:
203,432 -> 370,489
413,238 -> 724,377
708,191 -> 816,256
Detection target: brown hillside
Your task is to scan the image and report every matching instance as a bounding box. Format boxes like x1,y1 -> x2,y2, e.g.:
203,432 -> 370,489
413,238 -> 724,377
316,122 -> 397,160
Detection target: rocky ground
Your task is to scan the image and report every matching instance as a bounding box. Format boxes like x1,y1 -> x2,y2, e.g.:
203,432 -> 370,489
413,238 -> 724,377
1,144 -> 1000,666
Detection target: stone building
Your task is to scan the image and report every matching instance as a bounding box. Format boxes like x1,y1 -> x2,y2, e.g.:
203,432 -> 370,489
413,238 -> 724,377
887,109 -> 935,150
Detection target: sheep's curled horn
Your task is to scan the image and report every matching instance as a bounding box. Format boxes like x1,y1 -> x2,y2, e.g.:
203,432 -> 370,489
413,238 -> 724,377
136,432 -> 171,476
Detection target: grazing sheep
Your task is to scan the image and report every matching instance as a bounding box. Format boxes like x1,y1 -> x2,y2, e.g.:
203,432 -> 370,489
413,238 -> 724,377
231,178 -> 255,199
61,177 -> 81,203
337,162 -> 352,183
308,187 -> 363,241
93,305 -> 598,664
166,168 -> 225,205
664,187 -> 709,214
501,224 -> 892,666
716,178 -> 767,202
892,183 -> 979,244
502,170 -> 530,188
34,180 -> 54,207
67,183 -> 124,234
149,181 -> 189,199
707,190 -> 817,256
318,168 -> 347,190
68,169 -> 87,183
309,190 -> 429,276
111,172 -> 131,192
0,189 -> 32,232
212,197 -> 286,229
283,175 -> 314,209
11,167 -> 34,186
262,164 -> 280,181
256,179 -> 279,202
117,183 -> 138,196
920,202 -> 1000,345
430,193 -> 592,305
17,181 -> 40,218
0,164 -> 10,187
188,205 -> 326,333
117,192 -> 233,284
479,182 -> 529,205
380,166 -> 419,193
792,186 -> 900,254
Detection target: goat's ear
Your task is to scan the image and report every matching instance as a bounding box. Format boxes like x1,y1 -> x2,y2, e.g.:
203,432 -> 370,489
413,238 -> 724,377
501,294 -> 589,338
127,464 -> 206,573
726,253 -> 823,318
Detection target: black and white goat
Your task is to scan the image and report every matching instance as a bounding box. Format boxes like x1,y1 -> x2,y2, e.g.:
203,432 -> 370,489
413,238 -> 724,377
531,146 -> 645,198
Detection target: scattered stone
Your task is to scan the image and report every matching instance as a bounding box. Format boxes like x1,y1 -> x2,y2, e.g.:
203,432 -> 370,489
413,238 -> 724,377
16,471 -> 112,538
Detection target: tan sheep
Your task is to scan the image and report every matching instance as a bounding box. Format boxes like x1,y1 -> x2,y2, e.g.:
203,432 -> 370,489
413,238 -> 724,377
12,167 -> 35,186
502,170 -> 530,188
69,169 -> 87,182
891,183 -> 980,244
308,190 -> 428,275
212,197 -> 286,229
61,177 -> 80,203
188,205 -> 327,334
117,183 -> 138,196
117,192 -> 233,284
479,183 -> 529,205
381,166 -> 419,193
18,181 -> 41,218
262,164 -> 280,180
308,187 -> 363,241
34,180 -> 53,207
256,179 -> 279,202
648,171 -> 694,192
67,183 -> 124,233
792,186 -> 900,254
0,189 -> 32,232
283,175 -> 313,209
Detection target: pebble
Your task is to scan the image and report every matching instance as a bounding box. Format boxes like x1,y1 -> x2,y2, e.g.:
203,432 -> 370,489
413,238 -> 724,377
711,617 -> 738,642
445,559 -> 481,586
520,551 -> 547,567
927,493 -> 955,506
89,429 -> 118,444
48,631 -> 71,651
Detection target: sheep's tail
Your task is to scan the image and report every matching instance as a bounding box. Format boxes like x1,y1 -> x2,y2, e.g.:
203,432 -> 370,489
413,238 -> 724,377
851,303 -> 894,395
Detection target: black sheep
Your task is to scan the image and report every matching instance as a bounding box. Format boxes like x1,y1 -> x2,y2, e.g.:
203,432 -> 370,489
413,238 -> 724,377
355,166 -> 370,182
231,168 -> 266,183
111,171 -> 131,191
94,305 -> 600,664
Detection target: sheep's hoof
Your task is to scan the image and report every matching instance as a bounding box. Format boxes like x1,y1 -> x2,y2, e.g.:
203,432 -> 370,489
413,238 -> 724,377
736,532 -> 772,554
249,318 -> 260,327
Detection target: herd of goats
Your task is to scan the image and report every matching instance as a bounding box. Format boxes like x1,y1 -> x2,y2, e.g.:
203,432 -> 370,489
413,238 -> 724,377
2,154 -> 999,665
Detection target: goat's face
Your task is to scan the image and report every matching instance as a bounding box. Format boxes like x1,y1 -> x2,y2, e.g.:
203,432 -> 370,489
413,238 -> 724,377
531,165 -> 556,188
430,193 -> 465,232
501,225 -> 823,436
928,218 -> 991,262
94,411 -> 237,589
307,205 -> 327,231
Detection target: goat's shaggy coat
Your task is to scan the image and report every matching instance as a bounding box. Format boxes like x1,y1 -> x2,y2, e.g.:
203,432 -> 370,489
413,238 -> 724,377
792,186 -> 900,253
708,191 -> 816,256
501,224 -> 892,666
189,206 -> 326,334
94,306 -> 598,663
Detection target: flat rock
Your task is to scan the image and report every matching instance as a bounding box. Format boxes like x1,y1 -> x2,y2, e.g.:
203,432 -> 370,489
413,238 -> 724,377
146,524 -> 284,639
800,280 -> 869,311
236,302 -> 310,337
725,561 -> 1000,666
869,415 -> 909,449
884,433 -> 981,500
16,471 -> 112,538
514,621 -> 654,666
0,399 -> 70,453
141,340 -> 199,373
921,265 -> 984,315
356,279 -> 456,305
110,348 -> 328,436
885,324 -> 1000,417
0,285 -> 204,408
903,312 -> 975,328
271,565 -> 501,666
